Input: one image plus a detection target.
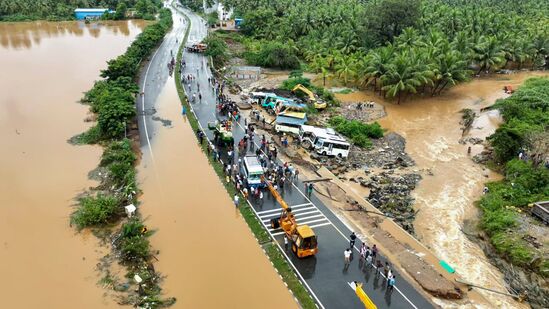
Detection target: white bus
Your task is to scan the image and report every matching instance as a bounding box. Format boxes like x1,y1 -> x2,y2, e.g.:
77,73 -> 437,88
298,125 -> 341,149
314,136 -> 350,158
241,155 -> 266,188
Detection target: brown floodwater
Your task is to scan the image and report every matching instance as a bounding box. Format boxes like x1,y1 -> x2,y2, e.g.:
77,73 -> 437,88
336,72 -> 547,308
0,20 -> 145,308
137,68 -> 297,307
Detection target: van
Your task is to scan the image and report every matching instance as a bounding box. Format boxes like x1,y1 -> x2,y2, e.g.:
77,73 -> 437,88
241,155 -> 266,188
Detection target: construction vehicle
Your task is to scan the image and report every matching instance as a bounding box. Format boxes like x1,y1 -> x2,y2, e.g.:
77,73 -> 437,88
265,179 -> 318,258
186,43 -> 207,53
292,84 -> 327,110
207,120 -> 234,146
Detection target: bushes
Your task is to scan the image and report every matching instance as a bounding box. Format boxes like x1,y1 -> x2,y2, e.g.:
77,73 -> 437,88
80,9 -> 172,142
118,219 -> 150,262
490,77 -> 549,162
72,195 -> 122,229
244,41 -> 300,69
203,33 -> 229,66
329,116 -> 384,148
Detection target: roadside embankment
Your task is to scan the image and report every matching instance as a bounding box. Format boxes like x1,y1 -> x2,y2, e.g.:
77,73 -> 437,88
70,9 -> 175,308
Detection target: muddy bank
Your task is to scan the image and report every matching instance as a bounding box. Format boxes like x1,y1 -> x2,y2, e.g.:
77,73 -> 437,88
336,72 -> 548,308
0,20 -> 146,308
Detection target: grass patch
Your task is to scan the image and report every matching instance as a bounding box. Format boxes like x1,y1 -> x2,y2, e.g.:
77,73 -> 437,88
265,244 -> 317,309
328,115 -> 384,148
173,8 -> 316,307
72,195 -> 122,230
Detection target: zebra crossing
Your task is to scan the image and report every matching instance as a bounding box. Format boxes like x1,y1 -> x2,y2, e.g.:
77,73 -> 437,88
256,202 -> 332,236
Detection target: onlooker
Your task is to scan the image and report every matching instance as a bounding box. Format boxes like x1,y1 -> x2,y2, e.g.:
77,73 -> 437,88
344,248 -> 352,265
349,232 -> 357,248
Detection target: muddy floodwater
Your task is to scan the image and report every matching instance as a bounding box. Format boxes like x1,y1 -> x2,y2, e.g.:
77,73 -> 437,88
337,71 -> 547,308
137,64 -> 297,307
0,20 -> 145,308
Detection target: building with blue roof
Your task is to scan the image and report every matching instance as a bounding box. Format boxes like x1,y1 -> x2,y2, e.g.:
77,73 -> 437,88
74,8 -> 114,20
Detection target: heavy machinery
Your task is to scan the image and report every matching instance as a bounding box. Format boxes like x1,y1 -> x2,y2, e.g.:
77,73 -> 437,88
265,180 -> 318,258
292,84 -> 327,110
207,120 -> 234,147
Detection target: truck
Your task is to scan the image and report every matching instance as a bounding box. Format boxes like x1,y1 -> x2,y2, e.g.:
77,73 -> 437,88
266,180 -> 318,258
207,120 -> 234,147
186,43 -> 207,53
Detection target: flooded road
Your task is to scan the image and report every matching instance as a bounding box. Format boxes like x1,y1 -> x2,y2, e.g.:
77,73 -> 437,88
337,72 -> 547,308
138,79 -> 298,308
136,10 -> 297,305
0,20 -> 145,308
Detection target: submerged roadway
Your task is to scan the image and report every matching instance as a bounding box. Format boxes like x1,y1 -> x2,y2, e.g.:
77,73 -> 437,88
138,2 -> 436,308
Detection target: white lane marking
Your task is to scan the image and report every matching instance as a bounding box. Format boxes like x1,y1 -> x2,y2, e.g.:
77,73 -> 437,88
308,222 -> 332,229
257,208 -> 284,215
295,213 -> 324,221
289,202 -> 313,208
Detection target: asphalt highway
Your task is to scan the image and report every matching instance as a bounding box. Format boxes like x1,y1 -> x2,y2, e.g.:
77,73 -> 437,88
175,6 -> 435,309
136,2 -> 436,308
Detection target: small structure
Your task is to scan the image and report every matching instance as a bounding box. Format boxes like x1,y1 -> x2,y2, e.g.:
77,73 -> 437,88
229,66 -> 261,80
532,201 -> 549,224
74,8 -> 114,20
235,18 -> 244,28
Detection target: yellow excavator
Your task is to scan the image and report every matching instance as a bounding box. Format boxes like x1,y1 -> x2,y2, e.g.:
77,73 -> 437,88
265,179 -> 318,258
292,84 -> 327,110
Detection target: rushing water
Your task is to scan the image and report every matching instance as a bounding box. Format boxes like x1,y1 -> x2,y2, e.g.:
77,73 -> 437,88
0,20 -> 145,308
336,72 -> 547,308
136,55 -> 297,307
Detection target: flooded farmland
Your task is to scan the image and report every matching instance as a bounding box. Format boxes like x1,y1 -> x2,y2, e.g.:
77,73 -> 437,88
0,20 -> 145,308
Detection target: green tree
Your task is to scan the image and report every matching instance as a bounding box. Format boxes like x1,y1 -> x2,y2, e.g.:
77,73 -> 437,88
473,36 -> 505,74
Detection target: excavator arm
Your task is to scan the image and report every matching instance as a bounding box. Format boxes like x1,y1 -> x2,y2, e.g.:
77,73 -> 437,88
292,84 -> 316,102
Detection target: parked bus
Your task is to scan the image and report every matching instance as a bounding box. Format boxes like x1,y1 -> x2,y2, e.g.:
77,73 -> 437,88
314,136 -> 350,158
275,111 -> 307,135
241,155 -> 266,188
298,125 -> 341,149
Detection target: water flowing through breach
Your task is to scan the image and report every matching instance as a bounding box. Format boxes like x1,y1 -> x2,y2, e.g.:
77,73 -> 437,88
0,20 -> 146,308
337,72 -> 546,308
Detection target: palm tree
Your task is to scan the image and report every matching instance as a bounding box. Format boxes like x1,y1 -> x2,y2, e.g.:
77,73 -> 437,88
334,55 -> 357,86
472,36 -> 505,75
432,51 -> 471,95
381,53 -> 422,104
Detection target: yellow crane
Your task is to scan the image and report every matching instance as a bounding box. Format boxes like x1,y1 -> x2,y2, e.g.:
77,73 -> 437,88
292,84 -> 327,110
265,179 -> 318,258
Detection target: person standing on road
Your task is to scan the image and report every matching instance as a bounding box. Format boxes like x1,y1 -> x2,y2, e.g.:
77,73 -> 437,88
365,251 -> 373,267
349,232 -> 357,249
307,183 -> 314,197
375,260 -> 383,275
371,244 -> 378,261
387,275 -> 396,291
284,235 -> 289,250
344,248 -> 352,265
384,262 -> 391,280
360,243 -> 367,259
233,194 -> 239,207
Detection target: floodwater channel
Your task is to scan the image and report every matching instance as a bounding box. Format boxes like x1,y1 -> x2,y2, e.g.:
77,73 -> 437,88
137,54 -> 297,307
0,20 -> 146,308
337,71 -> 547,308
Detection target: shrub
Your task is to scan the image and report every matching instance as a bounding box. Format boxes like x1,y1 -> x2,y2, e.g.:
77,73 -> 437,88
280,77 -> 312,91
329,116 -> 384,148
101,139 -> 136,167
120,235 -> 150,262
72,195 -> 121,229
245,41 -> 300,69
